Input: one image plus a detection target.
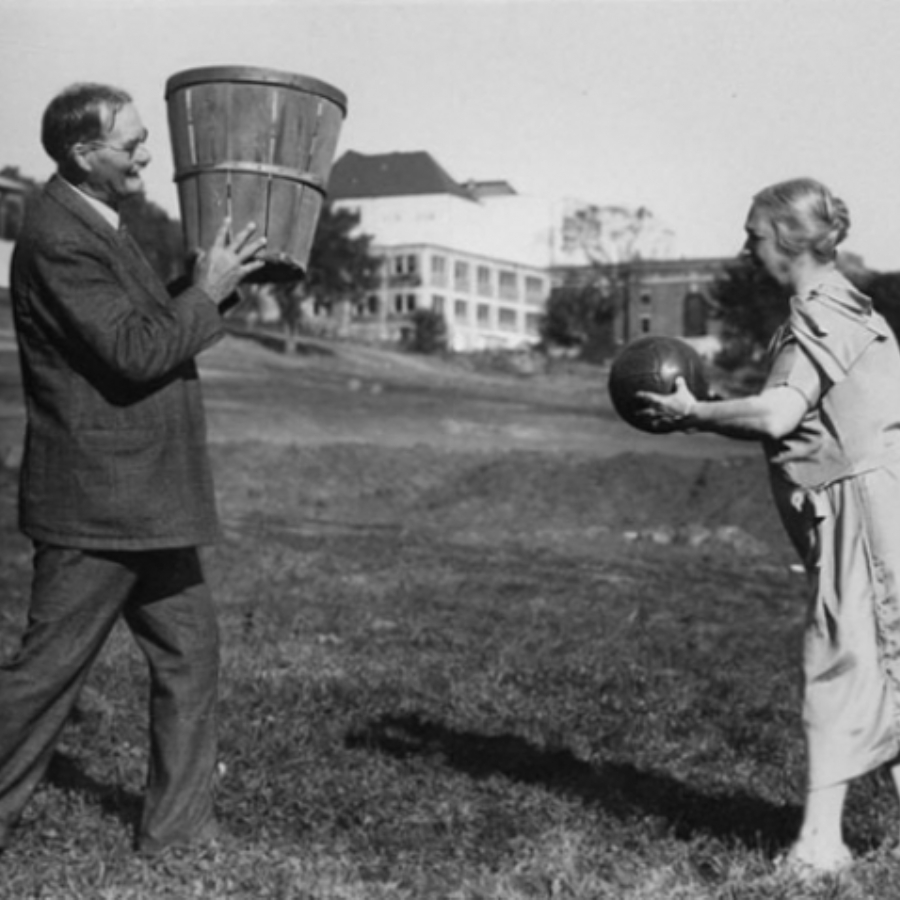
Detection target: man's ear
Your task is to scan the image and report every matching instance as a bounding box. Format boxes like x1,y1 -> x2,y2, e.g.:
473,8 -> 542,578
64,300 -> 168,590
68,144 -> 94,177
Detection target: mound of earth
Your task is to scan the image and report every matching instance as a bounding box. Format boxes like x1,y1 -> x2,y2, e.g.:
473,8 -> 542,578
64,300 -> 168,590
210,442 -> 789,563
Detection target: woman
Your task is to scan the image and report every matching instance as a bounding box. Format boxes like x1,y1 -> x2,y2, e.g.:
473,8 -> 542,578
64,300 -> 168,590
639,178 -> 900,876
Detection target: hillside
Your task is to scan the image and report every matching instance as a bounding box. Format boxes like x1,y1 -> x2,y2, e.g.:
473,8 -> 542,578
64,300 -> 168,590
0,303 -> 779,557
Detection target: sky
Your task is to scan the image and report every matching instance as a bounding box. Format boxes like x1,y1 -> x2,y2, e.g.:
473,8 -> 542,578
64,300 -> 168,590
2,0 -> 900,268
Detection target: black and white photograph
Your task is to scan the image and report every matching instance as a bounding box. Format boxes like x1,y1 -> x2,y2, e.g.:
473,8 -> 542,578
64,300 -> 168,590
2,1 -> 900,897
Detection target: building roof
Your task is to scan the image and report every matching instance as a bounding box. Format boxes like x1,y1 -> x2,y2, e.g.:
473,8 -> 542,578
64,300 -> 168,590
0,174 -> 27,193
329,150 -> 475,202
462,180 -> 517,199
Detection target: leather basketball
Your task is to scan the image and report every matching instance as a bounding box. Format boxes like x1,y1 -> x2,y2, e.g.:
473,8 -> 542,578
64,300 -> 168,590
607,336 -> 708,434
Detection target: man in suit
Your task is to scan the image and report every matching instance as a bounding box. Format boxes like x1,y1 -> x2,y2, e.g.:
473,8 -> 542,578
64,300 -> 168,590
0,82 -> 266,855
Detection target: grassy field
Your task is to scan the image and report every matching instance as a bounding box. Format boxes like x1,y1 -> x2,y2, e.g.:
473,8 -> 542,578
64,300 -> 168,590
0,320 -> 898,898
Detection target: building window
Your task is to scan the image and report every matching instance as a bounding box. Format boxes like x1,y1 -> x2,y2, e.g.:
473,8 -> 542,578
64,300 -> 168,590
454,299 -> 468,322
525,313 -> 541,334
432,295 -> 445,315
393,253 -> 419,275
683,291 -> 708,337
366,295 -> 379,315
499,270 -> 518,301
476,265 -> 493,297
431,254 -> 447,287
476,303 -> 491,325
498,308 -> 517,330
454,261 -> 470,292
639,293 -> 652,333
393,294 -> 417,313
524,276 -> 544,305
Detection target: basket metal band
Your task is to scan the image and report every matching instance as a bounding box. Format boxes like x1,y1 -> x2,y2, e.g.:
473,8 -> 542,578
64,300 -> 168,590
165,66 -> 348,115
172,161 -> 327,191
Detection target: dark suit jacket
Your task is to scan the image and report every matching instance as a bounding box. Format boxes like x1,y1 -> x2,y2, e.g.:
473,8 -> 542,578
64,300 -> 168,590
10,176 -> 224,550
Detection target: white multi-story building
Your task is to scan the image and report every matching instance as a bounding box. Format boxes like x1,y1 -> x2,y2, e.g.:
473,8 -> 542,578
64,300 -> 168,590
372,241 -> 550,351
329,151 -> 551,351
328,150 -> 677,352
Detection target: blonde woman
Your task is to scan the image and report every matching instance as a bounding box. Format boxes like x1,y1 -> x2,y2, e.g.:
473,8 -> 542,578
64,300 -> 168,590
639,178 -> 900,876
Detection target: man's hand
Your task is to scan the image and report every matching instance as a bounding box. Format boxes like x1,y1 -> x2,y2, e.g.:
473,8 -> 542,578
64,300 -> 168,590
193,219 -> 267,306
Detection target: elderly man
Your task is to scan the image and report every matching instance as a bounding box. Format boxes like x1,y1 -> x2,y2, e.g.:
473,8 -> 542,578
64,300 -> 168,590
0,82 -> 265,855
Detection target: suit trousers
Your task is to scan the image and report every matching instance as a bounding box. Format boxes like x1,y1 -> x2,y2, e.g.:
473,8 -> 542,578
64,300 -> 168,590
0,543 -> 220,853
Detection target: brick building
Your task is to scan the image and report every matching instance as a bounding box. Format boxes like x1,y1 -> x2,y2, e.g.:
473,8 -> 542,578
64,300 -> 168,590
553,255 -> 733,352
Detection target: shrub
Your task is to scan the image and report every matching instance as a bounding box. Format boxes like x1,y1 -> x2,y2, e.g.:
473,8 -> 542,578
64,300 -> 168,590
406,309 -> 448,354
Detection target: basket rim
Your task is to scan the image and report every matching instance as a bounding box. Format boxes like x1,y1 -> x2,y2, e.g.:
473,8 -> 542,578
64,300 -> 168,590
165,65 -> 347,113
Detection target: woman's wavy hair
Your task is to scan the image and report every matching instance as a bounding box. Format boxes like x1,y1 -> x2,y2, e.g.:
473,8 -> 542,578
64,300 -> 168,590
751,177 -> 850,262
41,82 -> 133,169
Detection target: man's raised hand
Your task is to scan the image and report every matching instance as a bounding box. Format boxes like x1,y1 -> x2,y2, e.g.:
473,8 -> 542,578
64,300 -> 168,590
193,218 -> 267,306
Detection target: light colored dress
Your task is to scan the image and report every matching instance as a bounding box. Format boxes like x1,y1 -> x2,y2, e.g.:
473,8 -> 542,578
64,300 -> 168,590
764,274 -> 900,789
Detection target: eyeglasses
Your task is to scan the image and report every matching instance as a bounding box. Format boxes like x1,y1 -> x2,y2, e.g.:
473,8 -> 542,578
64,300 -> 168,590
86,132 -> 148,160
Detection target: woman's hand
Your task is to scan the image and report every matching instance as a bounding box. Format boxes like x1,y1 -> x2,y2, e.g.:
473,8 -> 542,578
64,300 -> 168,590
634,376 -> 698,432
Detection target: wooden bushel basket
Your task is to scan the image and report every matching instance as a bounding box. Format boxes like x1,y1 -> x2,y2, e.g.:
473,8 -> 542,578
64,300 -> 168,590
165,65 -> 347,283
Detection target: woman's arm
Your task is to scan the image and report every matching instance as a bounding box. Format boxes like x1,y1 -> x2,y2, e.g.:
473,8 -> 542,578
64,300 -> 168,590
636,378 -> 809,440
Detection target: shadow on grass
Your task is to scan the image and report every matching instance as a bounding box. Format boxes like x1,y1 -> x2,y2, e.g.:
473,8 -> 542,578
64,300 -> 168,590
46,752 -> 141,833
346,713 -> 800,855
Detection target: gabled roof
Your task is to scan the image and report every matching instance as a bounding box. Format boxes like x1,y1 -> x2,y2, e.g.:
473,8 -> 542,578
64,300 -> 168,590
329,150 -> 475,201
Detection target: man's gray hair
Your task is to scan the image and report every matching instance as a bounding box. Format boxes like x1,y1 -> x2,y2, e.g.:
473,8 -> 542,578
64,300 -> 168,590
41,82 -> 133,167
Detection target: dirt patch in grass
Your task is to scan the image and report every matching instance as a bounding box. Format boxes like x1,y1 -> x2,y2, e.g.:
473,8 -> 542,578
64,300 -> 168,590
211,440 -> 785,565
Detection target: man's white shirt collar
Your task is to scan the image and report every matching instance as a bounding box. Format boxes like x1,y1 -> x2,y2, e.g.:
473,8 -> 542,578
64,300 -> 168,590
62,178 -> 120,231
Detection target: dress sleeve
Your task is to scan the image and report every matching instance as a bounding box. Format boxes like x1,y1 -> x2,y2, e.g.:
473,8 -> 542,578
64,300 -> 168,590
788,292 -> 887,385
765,337 -> 823,408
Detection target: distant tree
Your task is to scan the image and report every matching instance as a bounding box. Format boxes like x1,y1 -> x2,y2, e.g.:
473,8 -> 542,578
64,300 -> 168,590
710,258 -> 789,370
303,204 -> 380,310
539,282 -> 616,362
407,308 -> 448,354
259,205 -> 380,352
266,280 -> 305,354
857,271 -> 900,338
